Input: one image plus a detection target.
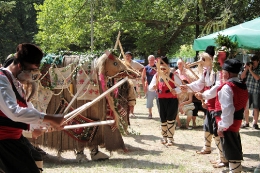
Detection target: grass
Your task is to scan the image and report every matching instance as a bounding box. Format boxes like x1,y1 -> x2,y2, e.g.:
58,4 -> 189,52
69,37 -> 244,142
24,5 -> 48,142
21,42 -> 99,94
42,98 -> 260,173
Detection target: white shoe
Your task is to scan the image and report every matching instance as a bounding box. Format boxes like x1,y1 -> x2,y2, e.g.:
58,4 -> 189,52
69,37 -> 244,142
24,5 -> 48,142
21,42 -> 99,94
91,151 -> 109,161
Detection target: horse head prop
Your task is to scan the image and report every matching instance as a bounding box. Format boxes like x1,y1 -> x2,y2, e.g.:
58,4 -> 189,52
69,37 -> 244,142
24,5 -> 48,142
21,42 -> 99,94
95,50 -> 140,79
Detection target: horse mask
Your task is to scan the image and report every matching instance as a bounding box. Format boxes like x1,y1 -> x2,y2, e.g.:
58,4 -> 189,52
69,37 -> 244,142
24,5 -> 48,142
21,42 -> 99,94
95,50 -> 140,79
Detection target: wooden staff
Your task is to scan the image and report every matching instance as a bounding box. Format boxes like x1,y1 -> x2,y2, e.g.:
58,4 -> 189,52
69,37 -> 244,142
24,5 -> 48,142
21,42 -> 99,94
186,66 -> 199,80
62,77 -> 128,124
63,70 -> 90,114
155,59 -> 178,95
64,120 -> 115,129
114,31 -> 121,50
157,59 -> 182,88
156,58 -> 196,93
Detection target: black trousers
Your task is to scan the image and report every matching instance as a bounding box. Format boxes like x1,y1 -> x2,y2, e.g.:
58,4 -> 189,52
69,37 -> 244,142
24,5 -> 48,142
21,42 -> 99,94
159,98 -> 178,123
0,136 -> 41,173
203,110 -> 218,136
220,131 -> 243,160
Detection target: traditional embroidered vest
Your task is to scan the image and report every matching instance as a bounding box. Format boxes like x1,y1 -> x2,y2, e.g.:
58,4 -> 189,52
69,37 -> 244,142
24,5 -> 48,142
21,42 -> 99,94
0,70 -> 29,140
215,81 -> 248,132
157,73 -> 177,99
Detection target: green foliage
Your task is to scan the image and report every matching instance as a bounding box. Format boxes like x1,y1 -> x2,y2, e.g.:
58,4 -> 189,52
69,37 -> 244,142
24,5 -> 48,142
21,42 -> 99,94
1,0 -> 260,63
34,0 -> 199,55
200,0 -> 260,36
0,0 -> 44,62
212,34 -> 238,72
168,44 -> 195,60
214,34 -> 238,51
0,1 -> 16,15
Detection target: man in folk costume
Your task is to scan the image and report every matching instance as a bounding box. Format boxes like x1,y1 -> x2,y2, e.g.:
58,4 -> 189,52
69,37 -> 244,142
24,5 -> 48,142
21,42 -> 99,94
216,59 -> 248,173
0,43 -> 64,173
149,56 -> 182,146
181,48 -> 228,168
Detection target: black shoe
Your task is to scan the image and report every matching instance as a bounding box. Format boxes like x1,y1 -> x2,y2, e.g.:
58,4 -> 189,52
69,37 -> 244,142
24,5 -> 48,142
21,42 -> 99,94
241,123 -> 249,128
253,124 -> 259,129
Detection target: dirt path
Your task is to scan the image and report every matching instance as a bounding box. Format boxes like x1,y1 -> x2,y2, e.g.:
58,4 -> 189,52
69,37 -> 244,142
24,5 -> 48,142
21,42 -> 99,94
43,98 -> 260,173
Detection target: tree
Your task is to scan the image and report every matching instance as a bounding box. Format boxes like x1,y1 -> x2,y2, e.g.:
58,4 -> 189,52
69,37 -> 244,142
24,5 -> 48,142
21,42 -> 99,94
0,0 -> 44,62
35,0 -> 260,57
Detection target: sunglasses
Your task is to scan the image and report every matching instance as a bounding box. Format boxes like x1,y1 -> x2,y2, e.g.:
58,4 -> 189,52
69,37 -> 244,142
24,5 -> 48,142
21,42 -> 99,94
160,68 -> 167,71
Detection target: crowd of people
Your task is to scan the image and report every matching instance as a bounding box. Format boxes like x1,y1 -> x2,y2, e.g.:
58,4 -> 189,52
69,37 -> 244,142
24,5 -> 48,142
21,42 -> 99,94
0,43 -> 259,173
128,47 -> 259,173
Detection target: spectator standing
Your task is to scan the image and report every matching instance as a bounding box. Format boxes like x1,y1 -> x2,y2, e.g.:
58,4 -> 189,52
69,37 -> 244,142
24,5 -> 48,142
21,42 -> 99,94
124,51 -> 144,117
240,55 -> 260,129
141,55 -> 159,119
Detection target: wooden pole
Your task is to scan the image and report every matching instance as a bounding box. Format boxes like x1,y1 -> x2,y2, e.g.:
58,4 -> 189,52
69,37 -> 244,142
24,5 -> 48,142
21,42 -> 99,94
114,31 -> 121,50
63,74 -> 90,114
62,77 -> 128,124
64,120 -> 115,129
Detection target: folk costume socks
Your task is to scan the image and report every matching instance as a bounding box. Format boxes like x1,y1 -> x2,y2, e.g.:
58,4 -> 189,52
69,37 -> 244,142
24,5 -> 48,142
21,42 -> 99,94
229,160 -> 242,173
167,120 -> 176,145
161,120 -> 176,146
203,131 -> 212,152
35,161 -> 43,173
214,136 -> 228,163
161,122 -> 167,144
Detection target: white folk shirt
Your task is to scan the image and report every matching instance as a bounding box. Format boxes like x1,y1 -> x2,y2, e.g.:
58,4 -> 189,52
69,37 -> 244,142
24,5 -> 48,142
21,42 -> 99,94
187,68 -> 221,101
217,77 -> 238,131
0,68 -> 47,131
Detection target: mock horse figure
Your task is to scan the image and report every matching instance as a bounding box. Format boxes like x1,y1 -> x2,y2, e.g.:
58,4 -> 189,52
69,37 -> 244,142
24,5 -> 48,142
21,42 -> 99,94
30,50 -> 140,162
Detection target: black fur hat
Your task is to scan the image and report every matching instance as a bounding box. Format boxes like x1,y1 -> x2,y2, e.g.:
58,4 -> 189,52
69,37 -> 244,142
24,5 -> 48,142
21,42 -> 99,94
161,56 -> 169,64
222,59 -> 242,74
205,46 -> 215,57
14,43 -> 43,65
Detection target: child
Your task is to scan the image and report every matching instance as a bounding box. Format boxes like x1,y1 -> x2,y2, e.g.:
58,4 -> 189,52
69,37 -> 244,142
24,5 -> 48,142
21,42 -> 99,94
216,59 -> 248,173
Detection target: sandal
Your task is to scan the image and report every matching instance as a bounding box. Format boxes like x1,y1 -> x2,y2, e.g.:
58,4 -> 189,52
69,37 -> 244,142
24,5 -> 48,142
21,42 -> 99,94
210,160 -> 221,164
212,161 -> 228,168
186,126 -> 193,130
166,140 -> 174,146
161,139 -> 167,144
196,149 -> 211,154
130,113 -> 136,118
148,114 -> 152,119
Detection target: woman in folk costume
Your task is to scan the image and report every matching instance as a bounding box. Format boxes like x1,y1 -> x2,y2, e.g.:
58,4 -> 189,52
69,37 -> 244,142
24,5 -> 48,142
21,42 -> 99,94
148,56 -> 182,146
216,59 -> 248,173
0,43 -> 64,173
181,46 -> 228,168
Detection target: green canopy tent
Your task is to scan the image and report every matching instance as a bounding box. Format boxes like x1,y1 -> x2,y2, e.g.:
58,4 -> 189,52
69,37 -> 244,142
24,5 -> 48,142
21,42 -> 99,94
193,17 -> 260,51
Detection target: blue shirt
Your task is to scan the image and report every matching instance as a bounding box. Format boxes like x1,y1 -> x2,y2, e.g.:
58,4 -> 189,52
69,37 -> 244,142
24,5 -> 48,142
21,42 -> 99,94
145,65 -> 157,85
